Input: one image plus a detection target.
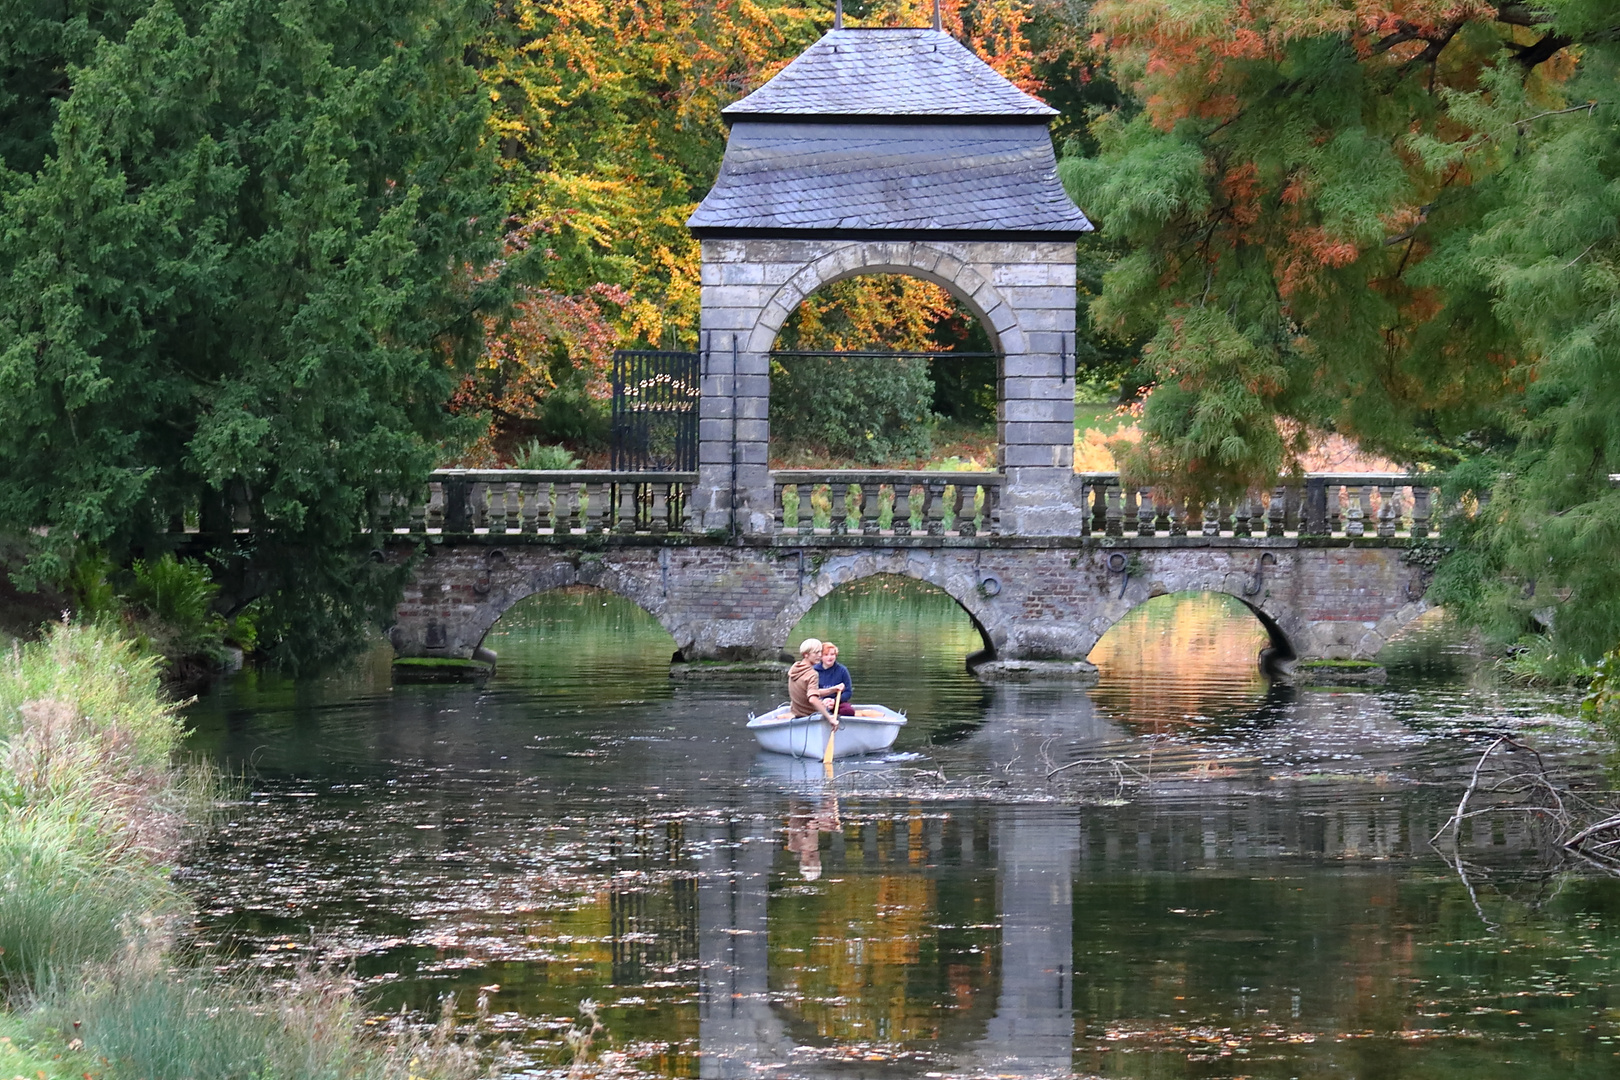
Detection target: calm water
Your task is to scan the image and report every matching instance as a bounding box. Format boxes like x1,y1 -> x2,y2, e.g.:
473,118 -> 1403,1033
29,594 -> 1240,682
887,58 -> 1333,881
182,581 -> 1620,1079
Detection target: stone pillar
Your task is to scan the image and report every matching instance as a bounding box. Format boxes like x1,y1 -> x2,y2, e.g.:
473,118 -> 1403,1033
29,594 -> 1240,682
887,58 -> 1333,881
985,240 -> 1081,535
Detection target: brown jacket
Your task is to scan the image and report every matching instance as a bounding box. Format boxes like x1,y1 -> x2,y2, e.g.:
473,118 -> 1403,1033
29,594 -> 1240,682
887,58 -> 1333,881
788,659 -> 821,717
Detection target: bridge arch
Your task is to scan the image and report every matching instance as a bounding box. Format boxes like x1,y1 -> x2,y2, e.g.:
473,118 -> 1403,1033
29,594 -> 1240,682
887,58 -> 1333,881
1084,588 -> 1296,677
773,553 -> 999,660
460,558 -> 684,661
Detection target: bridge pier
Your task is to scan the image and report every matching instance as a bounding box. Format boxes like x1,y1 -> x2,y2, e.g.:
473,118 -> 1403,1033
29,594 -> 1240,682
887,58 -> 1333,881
387,536 -> 1431,676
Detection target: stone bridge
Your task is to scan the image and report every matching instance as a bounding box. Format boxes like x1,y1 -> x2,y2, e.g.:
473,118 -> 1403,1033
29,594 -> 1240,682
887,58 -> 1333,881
385,25 -> 1444,682
387,470 -> 1438,680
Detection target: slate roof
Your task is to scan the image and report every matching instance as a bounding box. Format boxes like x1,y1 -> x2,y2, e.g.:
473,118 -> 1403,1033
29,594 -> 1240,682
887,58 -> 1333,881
688,120 -> 1091,236
723,28 -> 1055,120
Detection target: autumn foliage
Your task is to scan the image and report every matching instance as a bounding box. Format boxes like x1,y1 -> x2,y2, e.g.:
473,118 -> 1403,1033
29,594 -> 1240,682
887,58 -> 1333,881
1063,1 -> 1588,495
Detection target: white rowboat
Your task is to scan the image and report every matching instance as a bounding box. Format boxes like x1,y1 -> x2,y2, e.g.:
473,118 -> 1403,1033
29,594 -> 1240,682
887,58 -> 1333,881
746,703 -> 907,759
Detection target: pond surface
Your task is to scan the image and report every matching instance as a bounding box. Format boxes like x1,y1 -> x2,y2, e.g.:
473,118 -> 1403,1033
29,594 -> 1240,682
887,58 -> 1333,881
182,581 -> 1620,1079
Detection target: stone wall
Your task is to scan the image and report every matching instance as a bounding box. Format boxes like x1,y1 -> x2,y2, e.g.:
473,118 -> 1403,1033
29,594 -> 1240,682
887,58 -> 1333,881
389,537 -> 1431,673
692,238 -> 1081,536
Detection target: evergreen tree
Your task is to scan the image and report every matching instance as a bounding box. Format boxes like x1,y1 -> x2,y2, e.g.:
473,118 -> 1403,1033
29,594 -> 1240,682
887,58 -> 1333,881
0,0 -> 508,668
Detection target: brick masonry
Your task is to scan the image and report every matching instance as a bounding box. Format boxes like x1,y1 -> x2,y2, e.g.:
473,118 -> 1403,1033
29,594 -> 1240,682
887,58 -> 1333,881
389,536 -> 1432,673
692,237 -> 1083,537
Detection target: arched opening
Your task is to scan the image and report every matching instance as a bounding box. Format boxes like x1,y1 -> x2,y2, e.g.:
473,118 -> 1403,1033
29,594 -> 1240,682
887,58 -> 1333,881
479,585 -> 678,702
768,272 -> 1000,469
1085,592 -> 1288,731
786,574 -> 990,743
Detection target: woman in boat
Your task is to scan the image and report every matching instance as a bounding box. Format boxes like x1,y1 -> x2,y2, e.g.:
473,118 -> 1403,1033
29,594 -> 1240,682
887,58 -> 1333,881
788,638 -> 842,728
818,641 -> 856,717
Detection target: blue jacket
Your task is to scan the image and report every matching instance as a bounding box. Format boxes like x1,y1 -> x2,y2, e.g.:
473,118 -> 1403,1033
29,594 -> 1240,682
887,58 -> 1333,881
817,660 -> 852,701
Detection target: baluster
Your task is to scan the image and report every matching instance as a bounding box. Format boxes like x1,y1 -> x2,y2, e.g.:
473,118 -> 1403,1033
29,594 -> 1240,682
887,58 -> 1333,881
484,482 -> 505,532
517,481 -> 537,533
1376,484 -> 1397,537
793,483 -> 810,533
773,482 -> 787,533
1268,485 -> 1286,537
1135,488 -> 1155,536
1167,496 -> 1185,537
1077,479 -> 1093,536
410,487 -> 428,533
1229,493 -> 1248,537
985,483 -> 1002,535
1121,486 -> 1138,536
532,481 -> 553,533
615,481 -> 639,532
1202,499 -> 1219,537
944,483 -> 965,535
891,481 -> 912,536
924,480 -> 947,536
957,485 -> 979,538
501,481 -> 520,533
573,481 -> 595,532
1154,489 -> 1171,534
1105,482 -> 1123,537
1411,485 -> 1431,538
1327,485 -> 1342,534
426,481 -> 445,532
650,483 -> 671,534
1093,480 -> 1110,533
1345,485 -> 1365,537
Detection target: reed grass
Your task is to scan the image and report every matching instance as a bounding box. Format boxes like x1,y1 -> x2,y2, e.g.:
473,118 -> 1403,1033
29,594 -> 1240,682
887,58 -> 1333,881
1,623 -> 490,1078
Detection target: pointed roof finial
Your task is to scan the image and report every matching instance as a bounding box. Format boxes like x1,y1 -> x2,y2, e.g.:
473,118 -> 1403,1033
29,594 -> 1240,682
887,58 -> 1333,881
932,0 -> 942,31
834,0 -> 843,30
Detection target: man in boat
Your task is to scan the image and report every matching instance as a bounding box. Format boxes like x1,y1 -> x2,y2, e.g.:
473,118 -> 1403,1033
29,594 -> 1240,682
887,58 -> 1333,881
817,641 -> 856,717
789,638 -> 843,727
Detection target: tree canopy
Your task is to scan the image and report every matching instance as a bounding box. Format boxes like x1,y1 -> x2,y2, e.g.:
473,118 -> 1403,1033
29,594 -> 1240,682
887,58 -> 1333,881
1061,0 -> 1620,657
0,0 -> 507,667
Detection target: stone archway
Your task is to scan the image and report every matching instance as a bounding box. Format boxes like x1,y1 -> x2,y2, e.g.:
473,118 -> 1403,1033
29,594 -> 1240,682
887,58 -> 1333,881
741,241 -> 1026,359
685,24 -> 1092,539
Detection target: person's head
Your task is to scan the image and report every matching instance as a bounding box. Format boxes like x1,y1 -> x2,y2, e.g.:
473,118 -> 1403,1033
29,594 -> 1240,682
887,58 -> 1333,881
821,642 -> 839,668
798,637 -> 823,662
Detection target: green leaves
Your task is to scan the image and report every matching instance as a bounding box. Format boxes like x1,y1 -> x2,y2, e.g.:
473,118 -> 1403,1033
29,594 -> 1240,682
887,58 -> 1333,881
0,0 -> 508,665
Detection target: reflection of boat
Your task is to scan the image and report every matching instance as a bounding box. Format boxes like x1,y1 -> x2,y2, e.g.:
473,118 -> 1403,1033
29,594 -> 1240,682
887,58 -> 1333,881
746,703 -> 906,758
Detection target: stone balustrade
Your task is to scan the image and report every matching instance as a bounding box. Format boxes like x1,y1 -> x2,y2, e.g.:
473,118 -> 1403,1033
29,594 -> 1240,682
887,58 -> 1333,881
770,470 -> 1003,537
1075,473 -> 1437,539
410,470 -> 695,535
185,469 -> 1442,541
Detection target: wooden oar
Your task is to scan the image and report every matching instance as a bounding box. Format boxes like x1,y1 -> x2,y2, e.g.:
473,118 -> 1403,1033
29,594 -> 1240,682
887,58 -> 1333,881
822,688 -> 842,766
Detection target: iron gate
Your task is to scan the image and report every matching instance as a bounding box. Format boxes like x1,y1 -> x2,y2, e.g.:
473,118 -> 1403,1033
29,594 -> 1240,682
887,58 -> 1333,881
610,349 -> 700,472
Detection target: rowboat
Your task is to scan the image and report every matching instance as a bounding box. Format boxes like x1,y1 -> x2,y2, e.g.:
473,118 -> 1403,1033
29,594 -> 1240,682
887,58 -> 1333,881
746,703 -> 907,759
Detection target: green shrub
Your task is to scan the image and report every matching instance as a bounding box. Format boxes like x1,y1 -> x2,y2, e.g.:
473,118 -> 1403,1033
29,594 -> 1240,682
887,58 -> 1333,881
513,440 -> 582,470
1496,639 -> 1595,686
770,354 -> 936,464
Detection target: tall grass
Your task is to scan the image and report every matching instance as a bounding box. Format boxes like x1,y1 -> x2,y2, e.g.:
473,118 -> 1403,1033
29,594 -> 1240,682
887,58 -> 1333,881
0,623 -> 489,1078
0,626 -> 182,995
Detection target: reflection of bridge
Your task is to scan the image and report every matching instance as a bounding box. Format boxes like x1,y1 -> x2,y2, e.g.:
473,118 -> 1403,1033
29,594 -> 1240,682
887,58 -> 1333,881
695,803 -> 1079,1078
387,468 -> 1437,675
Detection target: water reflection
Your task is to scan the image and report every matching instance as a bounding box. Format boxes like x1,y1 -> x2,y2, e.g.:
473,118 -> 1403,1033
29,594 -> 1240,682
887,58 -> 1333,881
1087,592 -> 1276,731
178,586 -> 1620,1079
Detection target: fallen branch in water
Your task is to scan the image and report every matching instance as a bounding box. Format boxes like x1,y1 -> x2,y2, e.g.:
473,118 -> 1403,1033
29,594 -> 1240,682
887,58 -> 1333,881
1430,733 -> 1570,847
